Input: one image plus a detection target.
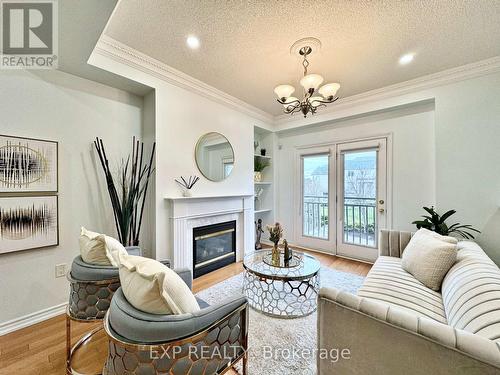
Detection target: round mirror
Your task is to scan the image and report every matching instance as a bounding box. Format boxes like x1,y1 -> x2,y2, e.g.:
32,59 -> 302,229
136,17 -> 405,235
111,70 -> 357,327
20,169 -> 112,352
195,132 -> 234,181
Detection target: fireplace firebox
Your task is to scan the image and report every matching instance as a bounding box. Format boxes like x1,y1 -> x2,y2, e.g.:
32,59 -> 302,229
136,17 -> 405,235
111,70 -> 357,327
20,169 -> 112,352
193,220 -> 236,278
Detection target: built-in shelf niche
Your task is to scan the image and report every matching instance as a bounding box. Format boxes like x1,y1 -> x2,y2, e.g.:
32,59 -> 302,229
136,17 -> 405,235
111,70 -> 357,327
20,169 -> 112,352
254,126 -> 275,222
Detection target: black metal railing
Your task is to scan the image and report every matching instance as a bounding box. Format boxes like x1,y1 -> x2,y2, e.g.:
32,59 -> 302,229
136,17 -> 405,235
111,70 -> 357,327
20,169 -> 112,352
343,197 -> 376,247
303,195 -> 329,239
303,195 -> 376,246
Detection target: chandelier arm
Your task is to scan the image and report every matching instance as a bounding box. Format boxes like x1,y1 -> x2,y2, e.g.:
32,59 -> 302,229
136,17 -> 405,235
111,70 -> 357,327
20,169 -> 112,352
277,98 -> 301,106
285,105 -> 302,115
283,102 -> 301,114
309,96 -> 340,105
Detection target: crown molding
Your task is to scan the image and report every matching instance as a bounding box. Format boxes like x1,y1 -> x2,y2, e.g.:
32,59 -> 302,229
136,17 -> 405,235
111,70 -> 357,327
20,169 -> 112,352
92,36 -> 500,131
92,35 -> 274,124
274,56 -> 500,128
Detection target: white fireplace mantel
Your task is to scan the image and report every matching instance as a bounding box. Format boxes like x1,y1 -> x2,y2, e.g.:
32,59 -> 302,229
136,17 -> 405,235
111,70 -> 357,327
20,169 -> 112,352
165,194 -> 254,270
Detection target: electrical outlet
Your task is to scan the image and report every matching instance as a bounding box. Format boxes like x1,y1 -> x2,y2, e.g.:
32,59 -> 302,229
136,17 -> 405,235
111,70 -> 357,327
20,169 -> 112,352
55,263 -> 66,278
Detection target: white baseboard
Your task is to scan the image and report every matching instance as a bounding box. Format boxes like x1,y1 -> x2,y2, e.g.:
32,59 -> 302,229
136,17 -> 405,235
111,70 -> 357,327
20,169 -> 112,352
0,302 -> 67,336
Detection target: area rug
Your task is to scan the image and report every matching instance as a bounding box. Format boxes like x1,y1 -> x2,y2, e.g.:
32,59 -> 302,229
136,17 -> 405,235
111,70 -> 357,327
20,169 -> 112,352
196,267 -> 365,375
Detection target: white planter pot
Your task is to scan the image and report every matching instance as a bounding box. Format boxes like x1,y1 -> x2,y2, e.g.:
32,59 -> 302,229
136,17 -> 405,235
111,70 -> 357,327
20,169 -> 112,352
254,172 -> 262,182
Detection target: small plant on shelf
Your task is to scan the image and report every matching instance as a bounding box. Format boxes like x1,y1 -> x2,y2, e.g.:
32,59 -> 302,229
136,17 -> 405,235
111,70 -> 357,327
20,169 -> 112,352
254,156 -> 270,182
412,206 -> 480,239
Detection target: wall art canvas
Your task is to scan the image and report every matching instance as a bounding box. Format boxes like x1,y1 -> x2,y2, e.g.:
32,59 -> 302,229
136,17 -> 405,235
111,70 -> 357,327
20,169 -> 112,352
0,196 -> 59,254
0,135 -> 58,193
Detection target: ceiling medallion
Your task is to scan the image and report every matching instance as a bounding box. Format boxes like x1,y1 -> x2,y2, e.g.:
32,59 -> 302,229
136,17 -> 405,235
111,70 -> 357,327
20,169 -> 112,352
274,37 -> 340,118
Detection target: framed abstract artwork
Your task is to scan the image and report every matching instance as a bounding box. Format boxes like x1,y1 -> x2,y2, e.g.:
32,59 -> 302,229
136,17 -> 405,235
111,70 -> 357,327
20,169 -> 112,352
0,135 -> 58,193
0,195 -> 59,254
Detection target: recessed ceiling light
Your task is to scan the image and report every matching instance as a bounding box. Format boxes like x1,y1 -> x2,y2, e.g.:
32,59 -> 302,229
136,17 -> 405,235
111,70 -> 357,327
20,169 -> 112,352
186,35 -> 200,49
399,53 -> 415,65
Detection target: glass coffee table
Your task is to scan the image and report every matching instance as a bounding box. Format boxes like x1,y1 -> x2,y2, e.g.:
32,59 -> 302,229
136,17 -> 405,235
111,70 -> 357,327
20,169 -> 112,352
242,250 -> 321,318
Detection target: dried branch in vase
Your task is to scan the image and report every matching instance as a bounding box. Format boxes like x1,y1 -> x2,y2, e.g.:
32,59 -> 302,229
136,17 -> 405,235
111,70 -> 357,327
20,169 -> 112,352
94,137 -> 156,247
175,175 -> 200,190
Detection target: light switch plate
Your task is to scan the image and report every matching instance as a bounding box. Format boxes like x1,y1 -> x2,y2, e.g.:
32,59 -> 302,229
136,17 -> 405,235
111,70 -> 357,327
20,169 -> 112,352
55,263 -> 66,278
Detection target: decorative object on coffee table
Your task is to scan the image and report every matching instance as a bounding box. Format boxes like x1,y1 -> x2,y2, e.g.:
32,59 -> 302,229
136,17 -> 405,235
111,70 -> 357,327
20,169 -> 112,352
283,239 -> 292,266
254,155 -> 270,182
174,175 -> 200,197
243,250 -> 320,318
94,137 -> 155,247
255,219 -> 264,250
267,222 -> 283,266
412,206 -> 481,239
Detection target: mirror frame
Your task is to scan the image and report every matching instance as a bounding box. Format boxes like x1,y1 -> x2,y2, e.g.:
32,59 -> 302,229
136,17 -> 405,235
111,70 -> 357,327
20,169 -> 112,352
195,132 -> 235,182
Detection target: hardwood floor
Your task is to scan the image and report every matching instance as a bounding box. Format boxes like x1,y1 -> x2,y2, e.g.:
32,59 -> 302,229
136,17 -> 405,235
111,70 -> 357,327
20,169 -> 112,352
0,251 -> 371,375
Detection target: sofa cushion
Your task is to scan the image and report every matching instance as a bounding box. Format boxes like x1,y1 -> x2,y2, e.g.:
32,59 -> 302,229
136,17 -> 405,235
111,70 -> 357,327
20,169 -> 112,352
401,229 -> 458,291
442,241 -> 500,342
358,256 -> 447,323
119,255 -> 200,315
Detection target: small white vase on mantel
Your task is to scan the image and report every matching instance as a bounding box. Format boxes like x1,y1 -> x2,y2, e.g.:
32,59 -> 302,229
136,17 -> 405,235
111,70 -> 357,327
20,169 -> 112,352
182,187 -> 192,197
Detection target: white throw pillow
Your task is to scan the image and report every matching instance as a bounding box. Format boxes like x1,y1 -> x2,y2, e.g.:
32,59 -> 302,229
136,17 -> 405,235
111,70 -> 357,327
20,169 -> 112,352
79,227 -> 127,267
402,228 -> 458,291
119,255 -> 200,315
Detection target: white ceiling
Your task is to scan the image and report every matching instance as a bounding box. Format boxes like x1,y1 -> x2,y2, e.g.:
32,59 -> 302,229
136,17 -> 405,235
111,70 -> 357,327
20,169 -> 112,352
58,0 -> 151,96
104,0 -> 500,115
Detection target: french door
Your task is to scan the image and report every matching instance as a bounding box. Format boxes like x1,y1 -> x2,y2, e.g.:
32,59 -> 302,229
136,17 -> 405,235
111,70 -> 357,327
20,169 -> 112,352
296,149 -> 335,252
336,139 -> 387,262
297,138 -> 388,261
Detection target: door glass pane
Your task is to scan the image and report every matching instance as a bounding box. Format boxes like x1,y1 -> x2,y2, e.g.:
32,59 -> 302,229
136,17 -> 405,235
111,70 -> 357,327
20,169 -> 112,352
343,150 -> 377,247
302,155 -> 329,239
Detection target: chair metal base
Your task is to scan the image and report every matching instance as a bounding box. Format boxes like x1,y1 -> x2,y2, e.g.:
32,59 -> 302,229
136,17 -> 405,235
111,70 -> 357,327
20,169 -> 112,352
103,304 -> 249,375
66,309 -> 106,375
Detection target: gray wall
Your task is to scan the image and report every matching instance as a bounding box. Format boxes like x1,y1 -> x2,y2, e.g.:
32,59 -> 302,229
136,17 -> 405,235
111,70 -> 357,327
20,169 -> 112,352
0,70 -> 144,324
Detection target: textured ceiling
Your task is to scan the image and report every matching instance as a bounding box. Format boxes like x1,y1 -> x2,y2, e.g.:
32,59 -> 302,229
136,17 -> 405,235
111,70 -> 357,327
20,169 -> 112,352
105,0 -> 500,115
58,0 -> 151,96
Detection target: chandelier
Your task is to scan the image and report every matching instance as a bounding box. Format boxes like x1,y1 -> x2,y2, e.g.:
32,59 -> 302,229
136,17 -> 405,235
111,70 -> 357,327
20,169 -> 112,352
274,39 -> 340,118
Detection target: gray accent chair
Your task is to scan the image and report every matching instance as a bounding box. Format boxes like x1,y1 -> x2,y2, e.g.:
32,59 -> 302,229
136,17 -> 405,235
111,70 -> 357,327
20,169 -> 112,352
317,230 -> 500,374
103,272 -> 249,375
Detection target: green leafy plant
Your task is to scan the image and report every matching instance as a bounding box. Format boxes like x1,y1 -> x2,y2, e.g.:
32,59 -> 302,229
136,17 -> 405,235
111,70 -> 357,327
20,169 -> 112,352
254,156 -> 270,172
412,206 -> 480,239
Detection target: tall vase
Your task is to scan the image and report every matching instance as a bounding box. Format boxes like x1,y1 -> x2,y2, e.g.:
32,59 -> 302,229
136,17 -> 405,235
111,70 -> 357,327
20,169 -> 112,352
272,243 -> 280,266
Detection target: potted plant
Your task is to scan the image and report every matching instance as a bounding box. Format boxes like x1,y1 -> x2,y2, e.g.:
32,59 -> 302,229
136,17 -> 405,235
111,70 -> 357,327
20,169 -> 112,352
267,222 -> 283,265
254,156 -> 270,182
412,206 -> 480,239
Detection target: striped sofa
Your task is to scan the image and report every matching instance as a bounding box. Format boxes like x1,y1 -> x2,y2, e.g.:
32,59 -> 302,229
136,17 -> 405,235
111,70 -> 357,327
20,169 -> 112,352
318,230 -> 500,374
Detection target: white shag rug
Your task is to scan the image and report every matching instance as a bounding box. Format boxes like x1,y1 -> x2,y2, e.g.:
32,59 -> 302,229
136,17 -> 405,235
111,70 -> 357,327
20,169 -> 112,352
196,267 -> 365,375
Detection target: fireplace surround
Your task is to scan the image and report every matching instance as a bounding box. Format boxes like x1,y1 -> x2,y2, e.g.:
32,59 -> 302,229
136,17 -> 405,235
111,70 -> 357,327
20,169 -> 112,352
165,195 -> 253,275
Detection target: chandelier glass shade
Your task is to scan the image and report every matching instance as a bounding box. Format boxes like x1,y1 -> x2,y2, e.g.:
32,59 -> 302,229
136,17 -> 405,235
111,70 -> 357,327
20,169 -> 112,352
274,45 -> 340,118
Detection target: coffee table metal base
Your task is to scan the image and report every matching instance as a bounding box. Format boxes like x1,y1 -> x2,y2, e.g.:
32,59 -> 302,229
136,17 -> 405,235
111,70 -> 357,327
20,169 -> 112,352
242,270 -> 320,319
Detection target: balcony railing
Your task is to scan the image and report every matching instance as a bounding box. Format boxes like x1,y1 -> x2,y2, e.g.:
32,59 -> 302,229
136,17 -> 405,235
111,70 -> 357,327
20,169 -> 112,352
303,195 -> 376,246
303,195 -> 329,239
343,197 -> 376,247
